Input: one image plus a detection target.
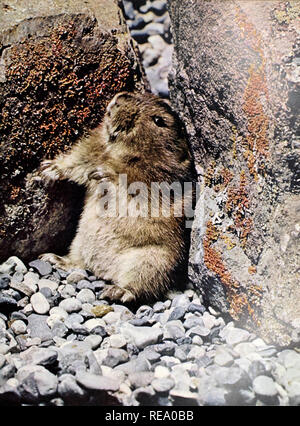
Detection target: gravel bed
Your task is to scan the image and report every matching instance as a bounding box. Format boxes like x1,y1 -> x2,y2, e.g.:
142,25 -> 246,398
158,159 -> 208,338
122,0 -> 173,98
0,255 -> 299,406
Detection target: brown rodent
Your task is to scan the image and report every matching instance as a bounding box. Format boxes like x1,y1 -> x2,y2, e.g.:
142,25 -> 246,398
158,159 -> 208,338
39,91 -> 194,303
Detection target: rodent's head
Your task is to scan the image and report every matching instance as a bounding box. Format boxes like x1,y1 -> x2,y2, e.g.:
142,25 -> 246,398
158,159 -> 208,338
103,91 -> 189,161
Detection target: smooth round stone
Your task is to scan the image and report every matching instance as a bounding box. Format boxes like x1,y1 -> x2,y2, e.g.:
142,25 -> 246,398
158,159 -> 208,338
153,301 -> 165,313
103,311 -> 121,325
108,334 -> 127,348
152,377 -> 175,393
163,321 -> 185,340
168,306 -> 186,321
59,298 -> 82,313
214,347 -> 234,366
59,284 -> 76,298
234,342 -> 257,357
38,279 -> 59,293
84,335 -> 102,350
128,372 -> 154,388
10,320 -> 27,335
49,307 -> 68,320
76,289 -> 96,304
29,260 -> 52,276
30,292 -> 50,314
51,321 -> 68,338
224,328 -> 250,346
91,305 -> 113,318
75,372 -> 120,391
120,324 -> 163,349
84,318 -> 106,331
154,365 -> 170,379
253,375 -> 278,397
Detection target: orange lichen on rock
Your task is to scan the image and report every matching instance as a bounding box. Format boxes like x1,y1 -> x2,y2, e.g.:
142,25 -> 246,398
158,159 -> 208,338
248,265 -> 257,275
203,221 -> 262,323
226,170 -> 252,247
235,7 -> 270,180
204,162 -> 234,193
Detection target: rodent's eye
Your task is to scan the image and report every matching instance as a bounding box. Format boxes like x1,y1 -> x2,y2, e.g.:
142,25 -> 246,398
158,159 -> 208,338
152,115 -> 167,127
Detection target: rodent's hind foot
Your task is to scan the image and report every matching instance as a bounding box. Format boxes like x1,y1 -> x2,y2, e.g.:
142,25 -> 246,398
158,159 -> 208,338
100,284 -> 135,304
39,253 -> 72,270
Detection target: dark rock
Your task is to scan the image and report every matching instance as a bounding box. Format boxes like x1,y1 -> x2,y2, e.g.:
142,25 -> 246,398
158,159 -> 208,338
0,383 -> 21,405
0,0 -> 147,264
29,260 -> 52,276
168,0 -> 300,346
187,303 -> 206,315
168,306 -> 186,321
10,311 -> 28,323
27,314 -> 53,342
0,275 -> 10,290
0,293 -> 18,314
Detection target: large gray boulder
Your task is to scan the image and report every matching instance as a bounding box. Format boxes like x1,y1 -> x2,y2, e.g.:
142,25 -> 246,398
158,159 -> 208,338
168,0 -> 300,345
0,0 -> 147,263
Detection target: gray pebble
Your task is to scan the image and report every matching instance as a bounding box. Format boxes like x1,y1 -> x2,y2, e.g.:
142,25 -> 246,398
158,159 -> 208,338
214,347 -> 234,366
58,375 -> 87,401
17,365 -> 58,397
120,323 -> 163,349
152,377 -> 175,393
183,315 -> 204,329
128,372 -> 154,388
253,375 -> 278,397
52,321 -> 69,338
163,321 -> 185,340
153,301 -> 165,313
0,275 -> 10,290
100,348 -> 129,368
30,292 -> 50,314
171,294 -> 190,308
10,320 -> 27,335
76,371 -> 120,391
59,297 -> 82,313
19,346 -> 58,366
76,288 -> 96,304
38,278 -> 58,293
27,314 -> 53,342
29,260 -> 52,276
224,327 -> 250,346
168,306 -> 186,321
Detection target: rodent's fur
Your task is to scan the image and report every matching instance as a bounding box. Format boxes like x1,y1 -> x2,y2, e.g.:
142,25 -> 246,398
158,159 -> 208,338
40,91 -> 193,303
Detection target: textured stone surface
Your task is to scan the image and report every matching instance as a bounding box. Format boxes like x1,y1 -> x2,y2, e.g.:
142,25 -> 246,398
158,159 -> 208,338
168,0 -> 300,345
0,0 -> 147,263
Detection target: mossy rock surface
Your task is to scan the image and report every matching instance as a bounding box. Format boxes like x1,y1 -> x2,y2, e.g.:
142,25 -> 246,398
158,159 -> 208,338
0,0 -> 147,262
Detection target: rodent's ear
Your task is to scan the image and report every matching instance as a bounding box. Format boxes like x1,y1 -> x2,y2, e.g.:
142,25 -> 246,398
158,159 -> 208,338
107,92 -> 134,113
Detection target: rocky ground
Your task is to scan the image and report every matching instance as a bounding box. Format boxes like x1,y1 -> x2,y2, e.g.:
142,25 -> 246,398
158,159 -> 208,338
0,255 -> 299,406
122,0 -> 172,97
0,0 -> 299,408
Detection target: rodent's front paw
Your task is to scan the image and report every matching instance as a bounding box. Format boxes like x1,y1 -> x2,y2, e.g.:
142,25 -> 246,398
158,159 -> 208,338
39,160 -> 62,182
100,284 -> 135,304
